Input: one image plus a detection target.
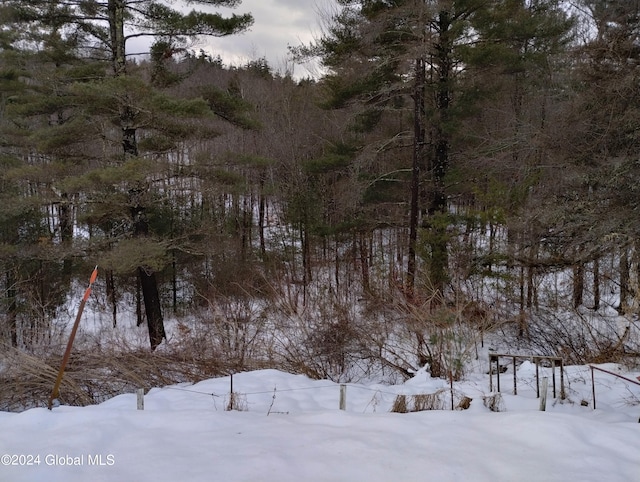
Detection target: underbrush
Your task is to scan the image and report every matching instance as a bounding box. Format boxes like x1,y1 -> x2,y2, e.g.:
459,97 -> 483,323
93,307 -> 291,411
2,289 -> 639,412
497,306 -> 640,368
0,343 -> 238,411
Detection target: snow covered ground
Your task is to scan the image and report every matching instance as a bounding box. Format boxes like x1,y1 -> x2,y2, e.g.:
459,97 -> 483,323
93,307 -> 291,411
0,365 -> 639,482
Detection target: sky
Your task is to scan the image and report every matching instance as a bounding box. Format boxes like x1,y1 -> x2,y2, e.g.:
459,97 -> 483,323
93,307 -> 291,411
195,0 -> 336,78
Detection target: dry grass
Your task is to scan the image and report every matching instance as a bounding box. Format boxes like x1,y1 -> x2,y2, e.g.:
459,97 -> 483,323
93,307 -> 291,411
0,343 -> 238,412
225,391 -> 248,411
482,392 -> 505,412
390,389 -> 472,412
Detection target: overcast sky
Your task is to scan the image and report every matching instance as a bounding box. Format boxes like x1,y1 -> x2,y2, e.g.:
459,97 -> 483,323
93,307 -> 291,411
195,0 -> 335,78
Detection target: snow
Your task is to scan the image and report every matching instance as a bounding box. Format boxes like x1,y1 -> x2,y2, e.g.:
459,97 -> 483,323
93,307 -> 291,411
1,366 -> 639,482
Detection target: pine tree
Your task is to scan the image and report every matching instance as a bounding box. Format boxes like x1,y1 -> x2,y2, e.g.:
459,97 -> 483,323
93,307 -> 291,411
0,2 -> 100,346
306,0 -> 573,299
562,0 -> 640,313
0,1 -> 253,350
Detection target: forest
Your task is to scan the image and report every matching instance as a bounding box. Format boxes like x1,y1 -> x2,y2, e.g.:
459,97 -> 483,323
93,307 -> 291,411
0,0 -> 639,408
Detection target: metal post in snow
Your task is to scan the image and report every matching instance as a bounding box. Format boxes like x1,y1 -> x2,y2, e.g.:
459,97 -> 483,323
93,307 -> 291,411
591,366 -> 596,409
513,356 -> 517,395
560,359 -> 565,400
588,364 -> 640,409
450,374 -> 454,411
48,266 -> 98,410
535,359 -> 540,398
227,373 -> 234,411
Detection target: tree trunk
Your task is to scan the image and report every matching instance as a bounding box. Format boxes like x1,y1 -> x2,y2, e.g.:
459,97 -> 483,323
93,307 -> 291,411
6,269 -> 17,347
619,246 -> 629,314
407,56 -> 426,294
258,174 -> 266,258
105,269 -> 117,327
573,262 -> 584,309
424,9 -> 452,297
109,0 -> 165,349
241,194 -> 250,261
138,266 -> 165,350
108,0 -> 127,77
359,231 -> 370,294
526,259 -> 534,309
136,274 -> 143,327
131,195 -> 166,349
172,254 -> 178,315
593,257 -> 600,311
301,221 -> 310,305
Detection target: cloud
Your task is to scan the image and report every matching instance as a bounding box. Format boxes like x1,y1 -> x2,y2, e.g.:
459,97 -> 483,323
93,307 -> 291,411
197,0 -> 331,77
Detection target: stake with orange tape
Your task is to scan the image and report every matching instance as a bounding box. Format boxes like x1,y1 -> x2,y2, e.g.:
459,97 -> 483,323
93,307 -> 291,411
48,266 -> 98,410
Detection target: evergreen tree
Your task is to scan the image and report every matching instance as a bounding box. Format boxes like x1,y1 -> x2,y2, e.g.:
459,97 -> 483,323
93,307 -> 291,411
0,1 -> 100,347
556,0 -> 640,312
306,0 -> 573,299
0,1 -> 253,350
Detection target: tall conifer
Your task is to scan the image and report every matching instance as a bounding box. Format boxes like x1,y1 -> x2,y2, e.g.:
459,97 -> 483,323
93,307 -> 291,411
307,0 -> 573,297
0,1 -> 253,349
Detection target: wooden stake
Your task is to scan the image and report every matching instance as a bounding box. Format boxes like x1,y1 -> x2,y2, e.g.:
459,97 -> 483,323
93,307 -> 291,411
339,384 -> 346,411
48,266 -> 98,410
539,377 -> 548,411
489,355 -> 494,392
